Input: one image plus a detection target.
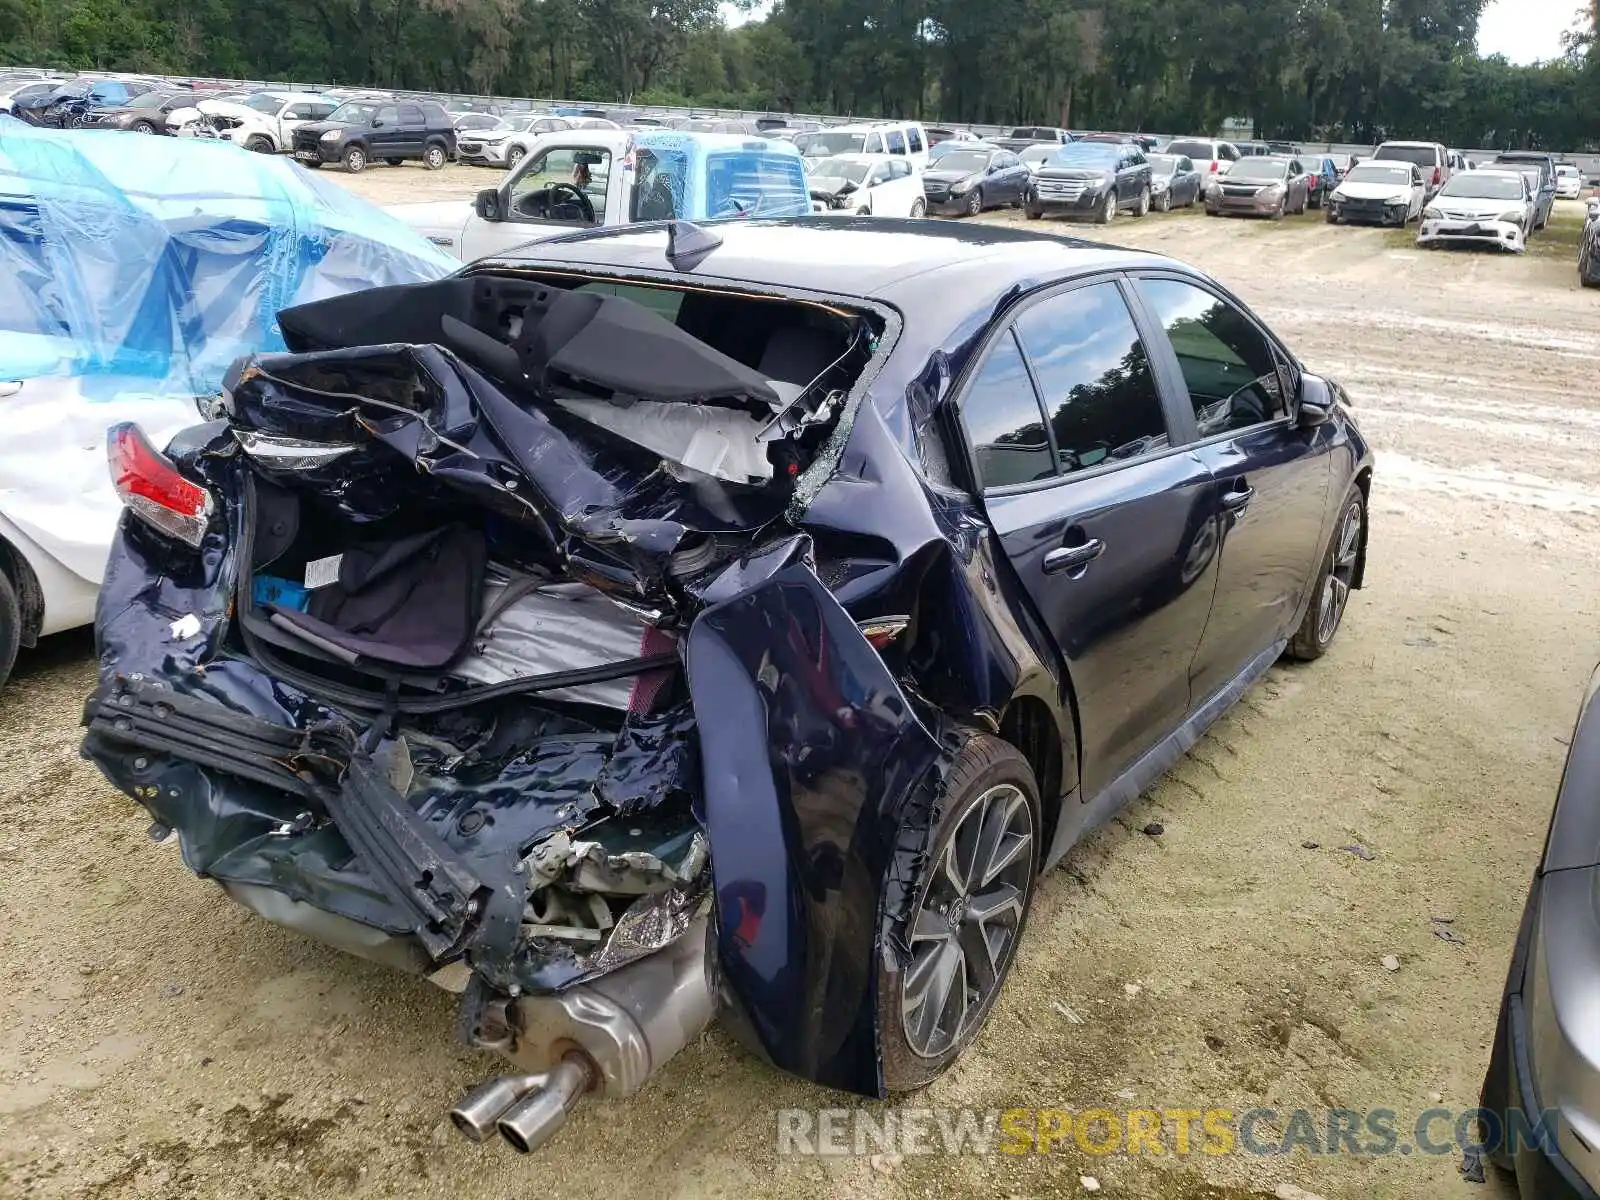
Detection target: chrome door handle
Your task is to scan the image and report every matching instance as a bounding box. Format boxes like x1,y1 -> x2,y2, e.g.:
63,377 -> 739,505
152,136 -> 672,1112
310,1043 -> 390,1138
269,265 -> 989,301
1043,539 -> 1105,575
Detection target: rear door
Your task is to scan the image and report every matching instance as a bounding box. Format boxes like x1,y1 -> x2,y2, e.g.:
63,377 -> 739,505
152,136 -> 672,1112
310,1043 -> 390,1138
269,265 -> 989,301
1129,273 -> 1331,703
960,277 -> 1221,801
371,104 -> 402,157
398,104 -> 428,157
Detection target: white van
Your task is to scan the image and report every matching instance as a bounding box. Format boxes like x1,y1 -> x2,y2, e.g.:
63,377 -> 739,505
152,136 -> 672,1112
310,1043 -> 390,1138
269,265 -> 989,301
794,121 -> 930,169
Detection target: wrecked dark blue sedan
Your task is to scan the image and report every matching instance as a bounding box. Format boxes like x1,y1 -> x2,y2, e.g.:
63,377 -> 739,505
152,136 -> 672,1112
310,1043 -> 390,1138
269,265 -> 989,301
82,217 -> 1372,1153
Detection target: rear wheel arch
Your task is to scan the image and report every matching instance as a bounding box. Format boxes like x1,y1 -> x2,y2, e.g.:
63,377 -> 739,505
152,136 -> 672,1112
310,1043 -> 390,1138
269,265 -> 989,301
0,532 -> 45,648
998,694 -> 1065,857
1352,466 -> 1372,588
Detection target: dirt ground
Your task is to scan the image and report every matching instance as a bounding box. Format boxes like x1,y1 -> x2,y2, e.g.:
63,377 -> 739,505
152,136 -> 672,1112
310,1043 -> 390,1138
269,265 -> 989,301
3,160 -> 1599,1200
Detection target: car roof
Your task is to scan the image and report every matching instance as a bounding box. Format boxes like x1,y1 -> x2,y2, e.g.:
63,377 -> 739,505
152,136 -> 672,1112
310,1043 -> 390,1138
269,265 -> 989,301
498,217 -> 1168,302
1378,139 -> 1441,147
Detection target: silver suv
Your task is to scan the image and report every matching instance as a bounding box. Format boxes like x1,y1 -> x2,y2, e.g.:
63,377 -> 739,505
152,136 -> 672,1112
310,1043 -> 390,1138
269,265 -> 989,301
1373,140 -> 1450,197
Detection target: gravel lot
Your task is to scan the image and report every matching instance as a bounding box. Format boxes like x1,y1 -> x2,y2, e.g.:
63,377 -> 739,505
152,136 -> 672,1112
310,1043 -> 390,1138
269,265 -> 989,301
3,160 -> 1598,1200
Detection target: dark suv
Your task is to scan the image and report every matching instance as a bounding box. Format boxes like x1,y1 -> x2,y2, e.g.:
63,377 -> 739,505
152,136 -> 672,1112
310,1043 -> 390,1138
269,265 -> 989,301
292,99 -> 456,173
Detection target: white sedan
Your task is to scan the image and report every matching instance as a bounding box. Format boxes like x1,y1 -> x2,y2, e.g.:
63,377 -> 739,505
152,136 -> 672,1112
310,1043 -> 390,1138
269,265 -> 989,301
1557,164 -> 1582,200
1325,160 -> 1427,226
1417,168 -> 1535,253
806,154 -> 926,217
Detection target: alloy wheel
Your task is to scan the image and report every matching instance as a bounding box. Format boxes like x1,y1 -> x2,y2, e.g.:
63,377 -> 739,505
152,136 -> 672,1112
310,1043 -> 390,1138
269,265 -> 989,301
966,189 -> 982,216
901,783 -> 1034,1059
1317,498 -> 1362,645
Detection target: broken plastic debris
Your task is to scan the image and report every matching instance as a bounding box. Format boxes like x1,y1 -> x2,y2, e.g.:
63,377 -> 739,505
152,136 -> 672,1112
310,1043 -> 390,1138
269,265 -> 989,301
168,613 -> 201,641
1052,1001 -> 1084,1025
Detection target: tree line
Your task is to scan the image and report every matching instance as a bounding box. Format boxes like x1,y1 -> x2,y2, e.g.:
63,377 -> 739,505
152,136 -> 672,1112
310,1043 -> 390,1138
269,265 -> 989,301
1,0 -> 1595,148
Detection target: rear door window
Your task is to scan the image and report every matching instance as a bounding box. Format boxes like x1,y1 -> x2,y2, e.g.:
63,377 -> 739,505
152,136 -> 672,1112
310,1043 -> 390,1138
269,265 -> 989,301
960,330 -> 1055,489
400,105 -> 425,126
1014,282 -> 1170,474
887,129 -> 906,155
908,127 -> 925,153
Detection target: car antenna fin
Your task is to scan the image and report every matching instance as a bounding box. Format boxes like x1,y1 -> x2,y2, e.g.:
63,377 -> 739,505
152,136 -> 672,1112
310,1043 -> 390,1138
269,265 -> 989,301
664,220 -> 723,272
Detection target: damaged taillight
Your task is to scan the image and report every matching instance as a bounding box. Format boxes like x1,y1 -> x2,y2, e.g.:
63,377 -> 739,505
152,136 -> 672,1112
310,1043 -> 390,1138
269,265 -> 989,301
858,615 -> 911,649
107,422 -> 213,548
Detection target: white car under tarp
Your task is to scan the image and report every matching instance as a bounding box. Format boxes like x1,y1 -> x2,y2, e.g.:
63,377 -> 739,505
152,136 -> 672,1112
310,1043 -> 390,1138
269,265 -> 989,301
0,119 -> 455,686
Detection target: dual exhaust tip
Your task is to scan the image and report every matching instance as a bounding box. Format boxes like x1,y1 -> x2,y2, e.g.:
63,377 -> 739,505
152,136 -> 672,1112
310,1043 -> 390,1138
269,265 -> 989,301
449,1057 -> 593,1154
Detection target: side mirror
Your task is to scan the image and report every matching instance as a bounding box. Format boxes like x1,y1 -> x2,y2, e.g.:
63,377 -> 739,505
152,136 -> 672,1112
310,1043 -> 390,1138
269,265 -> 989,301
1296,374 -> 1334,428
475,188 -> 502,221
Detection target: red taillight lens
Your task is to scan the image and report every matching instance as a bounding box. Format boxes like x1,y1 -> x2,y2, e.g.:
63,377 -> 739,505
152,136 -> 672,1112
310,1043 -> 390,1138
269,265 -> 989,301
1209,161 -> 1219,172
858,615 -> 910,649
108,422 -> 212,548
1432,167 -> 1441,185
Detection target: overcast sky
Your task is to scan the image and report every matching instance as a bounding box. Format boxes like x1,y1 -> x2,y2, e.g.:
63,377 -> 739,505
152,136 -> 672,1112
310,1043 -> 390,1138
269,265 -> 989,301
1476,0 -> 1580,62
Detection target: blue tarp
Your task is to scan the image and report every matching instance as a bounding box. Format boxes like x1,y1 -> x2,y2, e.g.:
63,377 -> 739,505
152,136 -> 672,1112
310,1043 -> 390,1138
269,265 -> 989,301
0,119 -> 457,395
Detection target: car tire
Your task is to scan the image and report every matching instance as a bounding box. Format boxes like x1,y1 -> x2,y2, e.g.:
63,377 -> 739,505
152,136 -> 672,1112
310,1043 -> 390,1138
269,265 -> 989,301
506,146 -> 525,169
1326,209 -> 1339,224
423,143 -> 447,170
1098,189 -> 1117,224
1024,203 -> 1042,220
877,732 -> 1041,1092
342,144 -> 368,173
1286,485 -> 1365,662
0,568 -> 18,690
244,134 -> 274,153
1272,197 -> 1286,220
965,189 -> 982,216
910,198 -> 926,218
132,120 -> 156,135
1155,190 -> 1170,212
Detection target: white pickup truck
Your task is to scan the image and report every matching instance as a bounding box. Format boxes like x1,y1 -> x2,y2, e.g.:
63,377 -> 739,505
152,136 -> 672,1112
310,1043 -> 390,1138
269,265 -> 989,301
389,129 -> 811,261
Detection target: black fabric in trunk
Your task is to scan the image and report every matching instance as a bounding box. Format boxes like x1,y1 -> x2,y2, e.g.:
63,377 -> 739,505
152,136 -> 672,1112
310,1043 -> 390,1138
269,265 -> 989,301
268,524 -> 486,671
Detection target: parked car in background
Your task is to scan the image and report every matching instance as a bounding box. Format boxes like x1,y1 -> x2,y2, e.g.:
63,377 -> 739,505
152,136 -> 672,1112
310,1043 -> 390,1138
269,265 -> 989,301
12,77 -> 157,127
457,114 -> 548,169
1266,140 -> 1303,156
1204,156 -> 1309,219
994,125 -> 1074,154
172,91 -> 336,151
806,153 -> 925,216
923,144 -> 1029,214
1026,140 -> 1154,223
1328,152 -> 1357,179
453,112 -> 503,132
1486,152 -> 1557,232
390,130 -> 811,260
1417,169 -> 1535,253
1019,144 -> 1058,175
292,98 -> 457,172
923,126 -> 979,144
1481,662 -> 1600,1199
1372,140 -> 1449,196
793,122 -> 930,168
928,137 -> 998,162
78,89 -> 191,134
1580,198 -> 1600,288
1305,156 -> 1340,209
1324,160 -> 1426,226
1164,137 -> 1241,178
81,217 -> 1371,1150
1556,164 -> 1582,199
1234,141 -> 1271,157
1146,152 -> 1201,210
0,79 -> 61,115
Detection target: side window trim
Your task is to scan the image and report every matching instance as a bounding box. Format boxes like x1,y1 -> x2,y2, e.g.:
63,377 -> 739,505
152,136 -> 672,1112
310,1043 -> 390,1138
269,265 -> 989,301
949,271 -> 1189,497
1127,269 -> 1297,445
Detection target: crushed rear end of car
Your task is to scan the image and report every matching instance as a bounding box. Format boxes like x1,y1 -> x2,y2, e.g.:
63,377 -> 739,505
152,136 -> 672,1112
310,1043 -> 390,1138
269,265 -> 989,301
80,255 -> 963,1148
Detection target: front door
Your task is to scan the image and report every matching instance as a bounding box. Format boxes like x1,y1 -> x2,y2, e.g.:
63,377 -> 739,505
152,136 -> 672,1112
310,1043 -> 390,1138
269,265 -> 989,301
963,278 -> 1222,801
1130,274 -> 1331,703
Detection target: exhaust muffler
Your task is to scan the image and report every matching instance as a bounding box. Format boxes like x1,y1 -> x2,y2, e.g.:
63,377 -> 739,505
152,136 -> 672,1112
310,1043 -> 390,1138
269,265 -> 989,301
449,916 -> 715,1150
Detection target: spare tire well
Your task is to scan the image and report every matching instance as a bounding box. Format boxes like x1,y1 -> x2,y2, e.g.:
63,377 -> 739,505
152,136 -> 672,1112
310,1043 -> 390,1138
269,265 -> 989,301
999,696 -> 1061,859
0,535 -> 44,647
